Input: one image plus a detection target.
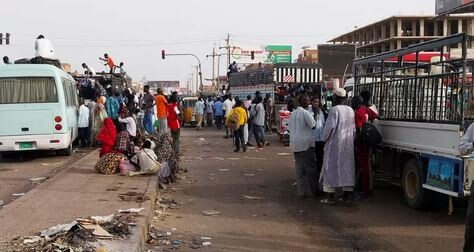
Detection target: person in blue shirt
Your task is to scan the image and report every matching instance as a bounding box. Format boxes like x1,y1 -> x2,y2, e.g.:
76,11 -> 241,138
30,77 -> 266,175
213,97 -> 224,129
106,90 -> 120,120
194,97 -> 205,131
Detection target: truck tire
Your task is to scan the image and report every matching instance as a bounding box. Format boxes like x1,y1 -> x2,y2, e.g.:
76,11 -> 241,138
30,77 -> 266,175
402,158 -> 433,210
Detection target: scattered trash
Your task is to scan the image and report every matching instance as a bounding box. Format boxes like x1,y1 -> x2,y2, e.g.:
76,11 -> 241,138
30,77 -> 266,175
40,162 -> 63,166
244,156 -> 267,161
292,182 -> 297,186
227,157 -> 241,160
202,210 -> 222,216
106,187 -> 120,191
118,192 -> 150,203
29,177 -> 47,183
213,157 -> 225,161
40,221 -> 78,238
242,195 -> 265,200
198,138 -> 206,141
202,241 -> 212,246
77,219 -> 113,239
0,200 -> 4,207
201,237 -> 212,240
91,215 -> 115,224
218,169 -> 230,172
243,173 -> 255,177
12,193 -> 25,197
118,208 -> 144,214
209,173 -> 216,176
277,153 -> 291,156
22,236 -> 42,244
172,240 -> 183,245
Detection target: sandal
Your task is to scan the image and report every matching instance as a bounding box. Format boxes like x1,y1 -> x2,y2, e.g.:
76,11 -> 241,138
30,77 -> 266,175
320,198 -> 336,205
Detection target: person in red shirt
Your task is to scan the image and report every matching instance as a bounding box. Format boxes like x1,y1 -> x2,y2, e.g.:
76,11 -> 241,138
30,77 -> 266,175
100,53 -> 116,74
96,118 -> 117,157
352,93 -> 379,198
167,94 -> 181,155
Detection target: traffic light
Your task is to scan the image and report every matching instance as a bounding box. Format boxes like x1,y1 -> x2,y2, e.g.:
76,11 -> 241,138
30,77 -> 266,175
251,51 -> 255,60
0,33 -> 3,45
5,33 -> 10,45
161,50 -> 165,59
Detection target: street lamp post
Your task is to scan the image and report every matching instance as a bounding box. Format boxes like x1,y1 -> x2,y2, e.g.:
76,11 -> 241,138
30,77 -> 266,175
162,53 -> 203,92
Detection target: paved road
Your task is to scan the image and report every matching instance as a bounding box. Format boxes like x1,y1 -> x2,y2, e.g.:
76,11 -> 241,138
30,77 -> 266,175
0,147 -> 94,207
150,127 -> 466,252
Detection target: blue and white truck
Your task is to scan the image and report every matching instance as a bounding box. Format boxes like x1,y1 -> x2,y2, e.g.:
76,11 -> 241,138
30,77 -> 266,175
353,33 -> 474,209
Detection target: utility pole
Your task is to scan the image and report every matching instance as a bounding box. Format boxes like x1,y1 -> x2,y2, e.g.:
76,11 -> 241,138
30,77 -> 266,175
212,45 -> 216,88
206,45 -> 218,90
226,33 -> 230,67
194,66 -> 199,94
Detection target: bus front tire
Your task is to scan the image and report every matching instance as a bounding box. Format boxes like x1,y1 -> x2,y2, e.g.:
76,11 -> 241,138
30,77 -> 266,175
402,158 -> 433,210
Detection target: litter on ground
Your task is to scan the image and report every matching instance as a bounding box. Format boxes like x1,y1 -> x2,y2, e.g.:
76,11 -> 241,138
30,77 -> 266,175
201,210 -> 222,216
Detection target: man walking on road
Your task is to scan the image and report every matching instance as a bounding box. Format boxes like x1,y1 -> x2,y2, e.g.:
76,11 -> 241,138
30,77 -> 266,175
264,93 -> 274,133
213,97 -> 224,129
288,94 -> 318,199
205,96 -> 214,127
459,123 -> 474,251
223,94 -> 235,138
155,88 -> 168,134
320,88 -> 356,205
195,97 -> 205,131
251,96 -> 267,149
226,99 -> 247,152
142,85 -> 155,134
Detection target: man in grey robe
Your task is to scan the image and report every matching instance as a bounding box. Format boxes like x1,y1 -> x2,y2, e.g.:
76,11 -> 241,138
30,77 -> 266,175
320,88 -> 356,204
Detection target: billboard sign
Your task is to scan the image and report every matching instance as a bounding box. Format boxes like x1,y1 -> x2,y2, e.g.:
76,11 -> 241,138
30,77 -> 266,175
230,45 -> 292,65
147,81 -> 179,89
436,0 -> 474,14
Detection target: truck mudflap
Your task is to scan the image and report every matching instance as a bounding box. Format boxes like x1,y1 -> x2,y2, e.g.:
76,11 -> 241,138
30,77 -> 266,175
421,154 -> 465,197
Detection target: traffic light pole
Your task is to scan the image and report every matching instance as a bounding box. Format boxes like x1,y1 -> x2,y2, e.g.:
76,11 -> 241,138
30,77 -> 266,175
163,53 -> 203,92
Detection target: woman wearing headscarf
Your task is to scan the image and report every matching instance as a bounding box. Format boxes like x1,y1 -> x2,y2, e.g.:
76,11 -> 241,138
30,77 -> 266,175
91,99 -> 108,146
96,118 -> 117,157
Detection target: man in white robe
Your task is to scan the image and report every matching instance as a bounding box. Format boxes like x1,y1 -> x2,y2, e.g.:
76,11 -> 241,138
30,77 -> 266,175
320,88 -> 356,204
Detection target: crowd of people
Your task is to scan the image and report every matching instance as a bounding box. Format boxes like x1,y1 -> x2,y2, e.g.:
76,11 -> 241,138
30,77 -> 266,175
288,87 -> 379,205
76,82 -> 183,180
191,91 -> 275,152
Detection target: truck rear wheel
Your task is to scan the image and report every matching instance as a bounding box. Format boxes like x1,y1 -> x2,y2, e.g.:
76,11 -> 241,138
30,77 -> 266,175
402,158 -> 433,210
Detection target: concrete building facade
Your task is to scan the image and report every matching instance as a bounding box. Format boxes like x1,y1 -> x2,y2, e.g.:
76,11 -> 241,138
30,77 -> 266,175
297,48 -> 318,64
328,15 -> 474,58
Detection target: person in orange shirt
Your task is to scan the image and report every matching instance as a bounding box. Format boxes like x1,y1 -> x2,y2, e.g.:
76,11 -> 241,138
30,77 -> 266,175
155,88 -> 168,134
99,53 -> 116,74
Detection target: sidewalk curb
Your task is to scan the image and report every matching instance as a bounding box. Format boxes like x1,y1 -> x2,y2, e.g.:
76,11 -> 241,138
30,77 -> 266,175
132,173 -> 159,252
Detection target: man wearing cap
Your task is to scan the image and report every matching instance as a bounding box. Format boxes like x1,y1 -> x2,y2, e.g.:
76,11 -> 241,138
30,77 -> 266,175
320,87 -> 356,205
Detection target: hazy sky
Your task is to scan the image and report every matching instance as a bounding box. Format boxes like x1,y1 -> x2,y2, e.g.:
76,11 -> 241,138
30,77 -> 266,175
0,0 -> 434,87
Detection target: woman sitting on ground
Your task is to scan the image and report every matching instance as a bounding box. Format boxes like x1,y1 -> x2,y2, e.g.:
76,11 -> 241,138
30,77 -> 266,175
96,118 -> 117,157
114,123 -> 131,155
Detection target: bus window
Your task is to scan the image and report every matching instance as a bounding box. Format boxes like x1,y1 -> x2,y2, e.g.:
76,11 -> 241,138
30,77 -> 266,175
62,79 -> 71,106
0,77 -> 58,104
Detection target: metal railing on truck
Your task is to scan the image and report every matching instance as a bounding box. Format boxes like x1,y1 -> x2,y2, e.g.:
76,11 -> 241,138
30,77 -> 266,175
353,33 -> 474,125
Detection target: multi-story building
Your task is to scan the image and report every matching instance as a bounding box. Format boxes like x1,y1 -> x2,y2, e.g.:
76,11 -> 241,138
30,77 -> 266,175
328,15 -> 474,58
297,48 -> 318,64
